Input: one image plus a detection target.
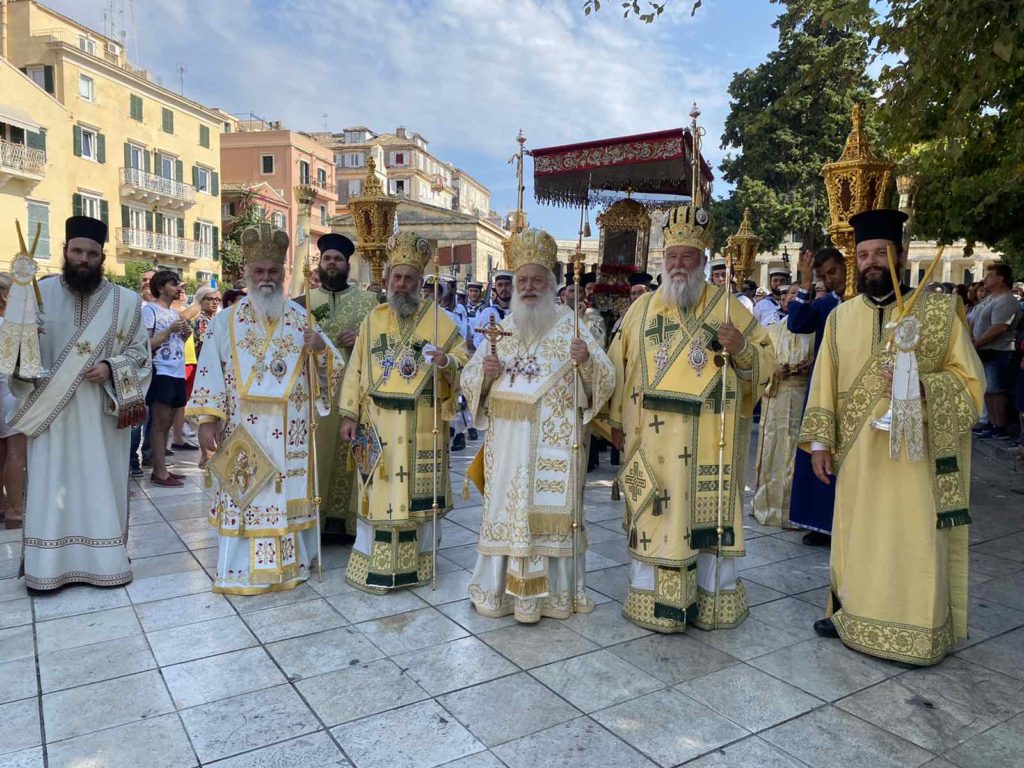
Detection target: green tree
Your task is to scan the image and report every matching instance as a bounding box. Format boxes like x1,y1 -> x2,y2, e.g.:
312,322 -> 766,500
718,0 -> 876,252
108,260 -> 155,292
220,189 -> 267,281
873,1 -> 1024,276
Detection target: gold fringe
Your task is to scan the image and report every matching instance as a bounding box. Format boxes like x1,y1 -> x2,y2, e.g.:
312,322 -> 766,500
462,478 -> 471,501
505,572 -> 550,598
378,460 -> 388,481
487,397 -> 539,422
528,511 -> 572,536
204,469 -> 213,490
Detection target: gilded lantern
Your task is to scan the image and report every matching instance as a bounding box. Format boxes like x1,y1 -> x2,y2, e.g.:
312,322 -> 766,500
725,207 -> 760,286
821,103 -> 894,296
349,158 -> 399,290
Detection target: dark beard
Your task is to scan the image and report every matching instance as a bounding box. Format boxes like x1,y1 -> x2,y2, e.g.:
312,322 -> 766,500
62,259 -> 104,295
857,268 -> 896,298
318,268 -> 348,292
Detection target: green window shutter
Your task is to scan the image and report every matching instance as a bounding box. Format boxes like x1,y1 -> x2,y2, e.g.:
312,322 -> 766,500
176,218 -> 184,238
199,125 -> 209,148
212,226 -> 219,259
144,150 -> 151,173
191,165 -> 198,188
96,133 -> 106,164
155,212 -> 164,232
193,222 -> 200,241
130,94 -> 143,121
43,66 -> 54,94
162,108 -> 173,133
121,204 -> 129,226
154,152 -> 162,177
73,125 -> 82,157
123,142 -> 131,169
72,193 -> 83,217
145,210 -> 153,231
211,171 -> 219,196
99,200 -> 109,227
175,159 -> 183,183
26,129 -> 46,151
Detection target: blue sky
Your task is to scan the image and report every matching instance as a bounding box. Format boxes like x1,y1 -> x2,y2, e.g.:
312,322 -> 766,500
50,0 -> 784,238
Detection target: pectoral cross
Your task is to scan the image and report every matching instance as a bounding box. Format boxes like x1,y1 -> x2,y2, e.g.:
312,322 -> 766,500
371,333 -> 394,382
479,315 -> 512,356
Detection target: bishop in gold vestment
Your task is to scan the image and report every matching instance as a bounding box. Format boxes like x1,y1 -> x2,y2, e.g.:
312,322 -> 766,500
462,230 -> 616,622
296,233 -> 379,539
610,204 -> 774,632
800,209 -> 983,665
339,233 -> 469,593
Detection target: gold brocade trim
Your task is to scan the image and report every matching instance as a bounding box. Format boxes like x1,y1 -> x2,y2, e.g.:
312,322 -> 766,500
184,405 -> 227,422
800,407 -> 835,449
211,577 -> 307,596
623,590 -> 686,633
505,572 -> 550,598
732,340 -> 756,370
690,583 -> 749,630
528,512 -> 572,536
487,397 -> 540,422
832,608 -> 953,666
251,561 -> 301,585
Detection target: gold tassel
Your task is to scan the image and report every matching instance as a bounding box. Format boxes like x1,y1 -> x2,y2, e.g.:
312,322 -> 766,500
462,477 -> 471,501
204,468 -> 212,489
346,450 -> 355,472
378,461 -> 388,481
361,491 -> 369,516
611,480 -> 621,501
275,474 -> 283,493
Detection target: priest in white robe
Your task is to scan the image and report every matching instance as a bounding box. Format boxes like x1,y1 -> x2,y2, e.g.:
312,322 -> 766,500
462,229 -> 616,622
189,224 -> 343,595
5,216 -> 151,590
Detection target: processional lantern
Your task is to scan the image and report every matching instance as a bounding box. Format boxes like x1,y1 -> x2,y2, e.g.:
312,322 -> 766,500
725,207 -> 760,287
595,197 -> 651,314
349,157 -> 399,291
821,103 -> 894,297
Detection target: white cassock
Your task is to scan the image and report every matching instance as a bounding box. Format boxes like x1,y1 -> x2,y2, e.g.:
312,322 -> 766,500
6,279 -> 150,590
462,306 -> 615,622
186,297 -> 343,595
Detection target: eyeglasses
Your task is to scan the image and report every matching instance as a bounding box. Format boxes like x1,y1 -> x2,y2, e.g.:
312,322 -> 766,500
203,296 -> 222,303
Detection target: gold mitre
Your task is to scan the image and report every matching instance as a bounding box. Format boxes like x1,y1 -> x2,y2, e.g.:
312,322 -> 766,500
664,204 -> 714,250
503,227 -> 558,273
388,231 -> 431,272
241,223 -> 289,265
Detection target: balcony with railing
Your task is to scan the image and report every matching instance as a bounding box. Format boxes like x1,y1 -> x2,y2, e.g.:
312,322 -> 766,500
0,140 -> 46,185
119,167 -> 196,209
33,28 -> 153,82
116,227 -> 208,261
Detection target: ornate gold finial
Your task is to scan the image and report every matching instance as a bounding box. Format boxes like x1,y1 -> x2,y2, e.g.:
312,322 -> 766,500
503,227 -> 558,273
822,102 -> 894,296
596,198 -> 651,233
388,231 -> 431,272
241,222 -> 289,265
664,203 -> 714,250
362,157 -> 385,197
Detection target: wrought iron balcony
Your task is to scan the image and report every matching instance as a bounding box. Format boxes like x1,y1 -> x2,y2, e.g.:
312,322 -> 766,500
119,167 -> 196,208
0,140 -> 46,184
116,227 -> 208,260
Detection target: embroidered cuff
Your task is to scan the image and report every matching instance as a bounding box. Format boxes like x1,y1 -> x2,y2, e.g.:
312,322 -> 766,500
732,339 -> 755,371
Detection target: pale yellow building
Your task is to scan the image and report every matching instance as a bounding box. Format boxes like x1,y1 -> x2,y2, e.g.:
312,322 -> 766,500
0,0 -> 222,283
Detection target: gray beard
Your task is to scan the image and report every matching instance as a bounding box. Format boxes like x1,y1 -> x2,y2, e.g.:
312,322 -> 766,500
510,290 -> 558,346
387,290 -> 420,319
249,285 -> 286,320
660,273 -> 705,312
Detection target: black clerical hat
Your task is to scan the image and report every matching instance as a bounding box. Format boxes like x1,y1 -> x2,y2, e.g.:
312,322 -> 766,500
848,209 -> 908,246
628,271 -> 653,287
65,215 -> 107,245
317,233 -> 355,258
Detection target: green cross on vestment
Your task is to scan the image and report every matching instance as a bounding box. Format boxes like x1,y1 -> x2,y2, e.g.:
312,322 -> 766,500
644,315 -> 680,346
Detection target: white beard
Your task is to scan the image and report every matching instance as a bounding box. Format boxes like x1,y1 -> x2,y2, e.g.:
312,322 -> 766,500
249,284 -> 286,320
511,288 -> 559,346
387,289 -> 420,319
660,267 -> 705,312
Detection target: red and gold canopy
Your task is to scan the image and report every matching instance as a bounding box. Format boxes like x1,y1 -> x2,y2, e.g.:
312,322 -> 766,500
531,128 -> 714,207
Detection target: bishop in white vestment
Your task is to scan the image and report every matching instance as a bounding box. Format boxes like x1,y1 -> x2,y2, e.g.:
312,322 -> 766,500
189,224 -> 343,595
6,216 -> 151,590
463,230 -> 615,622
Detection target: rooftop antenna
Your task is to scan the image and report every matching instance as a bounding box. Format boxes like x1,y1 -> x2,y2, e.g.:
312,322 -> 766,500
177,64 -> 187,95
321,113 -> 328,131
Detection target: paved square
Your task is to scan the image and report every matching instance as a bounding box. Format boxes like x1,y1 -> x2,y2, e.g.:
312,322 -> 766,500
0,433 -> 1022,766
